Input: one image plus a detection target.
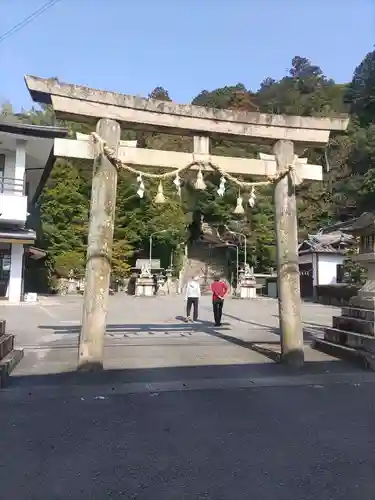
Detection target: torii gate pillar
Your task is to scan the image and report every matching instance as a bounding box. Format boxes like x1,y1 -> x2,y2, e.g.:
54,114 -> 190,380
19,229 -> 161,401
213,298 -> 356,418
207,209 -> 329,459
273,140 -> 303,367
78,119 -> 120,371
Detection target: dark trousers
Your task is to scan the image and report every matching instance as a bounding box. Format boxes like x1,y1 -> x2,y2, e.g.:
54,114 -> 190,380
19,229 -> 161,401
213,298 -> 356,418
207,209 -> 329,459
186,297 -> 199,320
213,299 -> 224,325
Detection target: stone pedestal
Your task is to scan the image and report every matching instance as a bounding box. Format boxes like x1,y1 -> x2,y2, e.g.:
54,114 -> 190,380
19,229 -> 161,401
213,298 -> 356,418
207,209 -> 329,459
0,319 -> 24,387
135,276 -> 154,297
322,251 -> 375,364
349,254 -> 375,310
239,276 -> 257,299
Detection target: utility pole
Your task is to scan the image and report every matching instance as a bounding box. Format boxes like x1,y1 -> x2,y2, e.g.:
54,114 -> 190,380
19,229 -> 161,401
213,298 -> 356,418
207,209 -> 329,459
243,237 -> 247,268
78,119 -> 121,371
273,140 -> 304,367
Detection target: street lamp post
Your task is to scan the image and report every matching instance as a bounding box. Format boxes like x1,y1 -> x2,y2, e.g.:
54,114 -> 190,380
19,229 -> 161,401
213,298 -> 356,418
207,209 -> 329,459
149,229 -> 168,272
232,231 -> 247,268
226,243 -> 239,290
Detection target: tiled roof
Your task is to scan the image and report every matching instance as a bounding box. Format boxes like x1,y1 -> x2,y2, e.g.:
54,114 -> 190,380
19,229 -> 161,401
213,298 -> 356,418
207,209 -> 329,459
341,212 -> 375,233
299,230 -> 354,254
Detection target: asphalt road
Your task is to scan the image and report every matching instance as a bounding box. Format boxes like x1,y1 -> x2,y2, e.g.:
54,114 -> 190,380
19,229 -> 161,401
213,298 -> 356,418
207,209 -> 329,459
0,382 -> 374,500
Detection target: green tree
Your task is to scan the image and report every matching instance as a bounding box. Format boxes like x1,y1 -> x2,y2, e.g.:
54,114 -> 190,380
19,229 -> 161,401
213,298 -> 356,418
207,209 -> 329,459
37,160 -> 89,277
346,50 -> 375,127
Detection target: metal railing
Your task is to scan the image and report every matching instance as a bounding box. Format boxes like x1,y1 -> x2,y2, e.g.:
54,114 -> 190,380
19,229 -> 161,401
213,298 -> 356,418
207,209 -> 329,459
0,177 -> 24,195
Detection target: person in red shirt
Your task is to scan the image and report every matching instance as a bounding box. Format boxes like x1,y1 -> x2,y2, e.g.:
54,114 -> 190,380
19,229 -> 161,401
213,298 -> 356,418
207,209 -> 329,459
210,276 -> 228,326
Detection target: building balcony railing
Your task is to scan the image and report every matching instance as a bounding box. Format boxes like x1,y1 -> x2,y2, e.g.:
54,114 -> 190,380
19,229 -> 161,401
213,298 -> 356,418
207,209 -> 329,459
0,177 -> 28,225
0,177 -> 24,195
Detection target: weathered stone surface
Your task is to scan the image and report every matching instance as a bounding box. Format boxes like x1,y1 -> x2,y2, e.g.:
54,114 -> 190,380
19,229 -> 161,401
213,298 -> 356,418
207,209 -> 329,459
333,315 -> 375,335
24,75 -> 349,146
0,334 -> 14,360
325,327 -> 375,351
25,75 -> 349,131
342,306 -> 375,321
54,138 -> 324,181
0,348 -> 24,388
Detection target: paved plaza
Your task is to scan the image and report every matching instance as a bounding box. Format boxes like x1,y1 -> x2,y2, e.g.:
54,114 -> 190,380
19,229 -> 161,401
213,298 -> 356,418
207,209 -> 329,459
0,294 -> 366,381
1,295 -> 375,499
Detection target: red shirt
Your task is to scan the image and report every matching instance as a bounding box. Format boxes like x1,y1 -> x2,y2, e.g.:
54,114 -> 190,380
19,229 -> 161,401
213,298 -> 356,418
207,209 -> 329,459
211,281 -> 228,301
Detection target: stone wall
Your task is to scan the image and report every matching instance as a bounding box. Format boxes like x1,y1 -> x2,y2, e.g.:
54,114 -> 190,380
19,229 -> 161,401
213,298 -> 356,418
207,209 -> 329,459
182,241 -> 229,294
315,284 -> 360,306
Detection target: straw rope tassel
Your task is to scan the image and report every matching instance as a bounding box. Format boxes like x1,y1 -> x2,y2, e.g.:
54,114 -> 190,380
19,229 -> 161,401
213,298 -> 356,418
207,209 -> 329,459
233,191 -> 245,214
154,181 -> 166,204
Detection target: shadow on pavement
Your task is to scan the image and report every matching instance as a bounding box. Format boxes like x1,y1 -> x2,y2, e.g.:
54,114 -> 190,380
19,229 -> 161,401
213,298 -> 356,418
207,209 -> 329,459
39,319 -> 284,362
6,356 -> 367,390
36,318 -> 336,366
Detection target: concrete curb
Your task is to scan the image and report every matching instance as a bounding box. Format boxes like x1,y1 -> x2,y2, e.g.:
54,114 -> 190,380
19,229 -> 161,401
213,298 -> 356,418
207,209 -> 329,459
2,371 -> 375,401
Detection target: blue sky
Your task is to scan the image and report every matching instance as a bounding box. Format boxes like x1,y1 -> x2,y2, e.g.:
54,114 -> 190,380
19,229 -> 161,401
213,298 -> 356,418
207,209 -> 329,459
0,0 -> 374,111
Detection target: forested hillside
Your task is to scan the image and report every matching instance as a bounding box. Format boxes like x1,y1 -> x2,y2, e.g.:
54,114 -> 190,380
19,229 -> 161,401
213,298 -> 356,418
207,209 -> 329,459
2,51 -> 375,290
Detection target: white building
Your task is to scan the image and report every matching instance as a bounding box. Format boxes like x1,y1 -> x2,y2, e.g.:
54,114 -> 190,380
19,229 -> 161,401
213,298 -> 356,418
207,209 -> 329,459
298,229 -> 354,299
0,118 -> 68,303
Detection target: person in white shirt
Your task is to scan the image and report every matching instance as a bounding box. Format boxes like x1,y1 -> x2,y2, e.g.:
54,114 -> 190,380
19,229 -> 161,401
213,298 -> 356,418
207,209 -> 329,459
184,276 -> 201,322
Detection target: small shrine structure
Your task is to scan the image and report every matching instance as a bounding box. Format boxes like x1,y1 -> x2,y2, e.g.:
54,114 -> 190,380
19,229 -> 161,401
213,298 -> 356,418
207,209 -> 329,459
298,228 -> 354,299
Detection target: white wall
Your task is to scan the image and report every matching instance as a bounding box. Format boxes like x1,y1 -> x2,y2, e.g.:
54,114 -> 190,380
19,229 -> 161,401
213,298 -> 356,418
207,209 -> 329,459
0,144 -> 28,225
317,253 -> 345,285
7,244 -> 24,303
0,194 -> 28,224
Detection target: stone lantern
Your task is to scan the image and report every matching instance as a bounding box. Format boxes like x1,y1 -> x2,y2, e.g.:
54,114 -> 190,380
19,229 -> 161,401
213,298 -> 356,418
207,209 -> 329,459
135,263 -> 154,297
344,213 -> 375,310
239,264 -> 257,299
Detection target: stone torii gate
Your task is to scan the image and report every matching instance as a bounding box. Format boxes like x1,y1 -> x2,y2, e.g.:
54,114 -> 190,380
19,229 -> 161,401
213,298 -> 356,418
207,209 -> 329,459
25,75 -> 349,371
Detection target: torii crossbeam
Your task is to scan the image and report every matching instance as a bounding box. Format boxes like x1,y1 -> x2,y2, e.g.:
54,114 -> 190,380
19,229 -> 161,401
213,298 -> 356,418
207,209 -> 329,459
25,75 -> 349,371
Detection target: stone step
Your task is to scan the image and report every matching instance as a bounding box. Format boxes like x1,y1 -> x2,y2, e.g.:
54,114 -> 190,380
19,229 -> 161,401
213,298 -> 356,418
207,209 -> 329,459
325,327 -> 375,353
0,348 -> 24,388
312,337 -> 372,370
0,334 -> 14,361
333,315 -> 375,336
341,306 -> 375,321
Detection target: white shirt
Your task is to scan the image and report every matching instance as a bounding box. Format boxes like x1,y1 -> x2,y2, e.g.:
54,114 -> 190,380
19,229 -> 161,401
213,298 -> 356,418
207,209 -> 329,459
184,280 -> 201,299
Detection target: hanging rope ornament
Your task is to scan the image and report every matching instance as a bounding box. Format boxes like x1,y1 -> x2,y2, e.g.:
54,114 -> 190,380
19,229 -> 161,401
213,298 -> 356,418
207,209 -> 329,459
136,174 -> 145,198
217,176 -> 226,197
194,167 -> 207,190
248,186 -> 256,208
173,172 -> 181,196
233,191 -> 245,214
90,132 -> 308,213
289,160 -> 302,186
154,181 -> 166,204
